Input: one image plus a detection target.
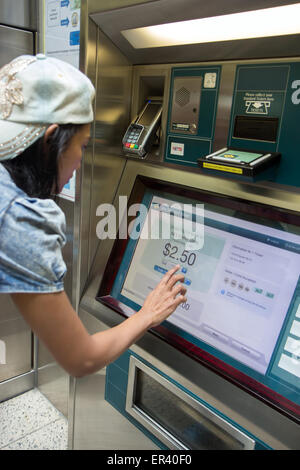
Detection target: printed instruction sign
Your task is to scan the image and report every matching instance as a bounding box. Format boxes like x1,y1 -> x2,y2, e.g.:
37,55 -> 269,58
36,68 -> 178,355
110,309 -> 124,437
44,0 -> 81,68
44,0 -> 81,201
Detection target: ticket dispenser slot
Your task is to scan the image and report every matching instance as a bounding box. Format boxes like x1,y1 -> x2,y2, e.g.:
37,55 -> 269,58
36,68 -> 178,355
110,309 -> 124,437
123,100 -> 162,158
227,62 -> 300,187
233,115 -> 279,142
126,357 -> 255,450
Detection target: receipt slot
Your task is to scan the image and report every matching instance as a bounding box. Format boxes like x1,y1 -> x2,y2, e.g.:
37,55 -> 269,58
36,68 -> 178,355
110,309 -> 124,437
122,100 -> 162,158
125,356 -> 255,450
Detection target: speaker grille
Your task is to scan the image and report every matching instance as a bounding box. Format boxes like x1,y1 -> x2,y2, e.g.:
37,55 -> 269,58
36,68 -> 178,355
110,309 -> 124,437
176,87 -> 190,107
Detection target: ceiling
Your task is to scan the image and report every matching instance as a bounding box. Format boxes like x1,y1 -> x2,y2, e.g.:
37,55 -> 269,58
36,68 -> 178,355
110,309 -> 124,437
90,0 -> 300,64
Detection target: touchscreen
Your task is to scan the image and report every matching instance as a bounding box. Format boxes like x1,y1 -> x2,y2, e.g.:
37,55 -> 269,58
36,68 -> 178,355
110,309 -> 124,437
112,192 -> 300,377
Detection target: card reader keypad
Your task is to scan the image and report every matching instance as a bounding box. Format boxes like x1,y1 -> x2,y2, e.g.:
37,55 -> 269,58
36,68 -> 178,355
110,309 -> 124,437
124,125 -> 142,149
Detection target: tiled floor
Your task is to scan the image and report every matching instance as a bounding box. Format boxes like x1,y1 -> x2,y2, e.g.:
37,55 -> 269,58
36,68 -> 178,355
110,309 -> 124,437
0,388 -> 68,450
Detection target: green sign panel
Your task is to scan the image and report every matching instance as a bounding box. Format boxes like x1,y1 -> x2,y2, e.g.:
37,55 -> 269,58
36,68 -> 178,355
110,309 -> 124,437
229,63 -> 300,187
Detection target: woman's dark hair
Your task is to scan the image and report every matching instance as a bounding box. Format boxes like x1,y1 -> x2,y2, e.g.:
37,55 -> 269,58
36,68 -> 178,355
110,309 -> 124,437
2,124 -> 83,199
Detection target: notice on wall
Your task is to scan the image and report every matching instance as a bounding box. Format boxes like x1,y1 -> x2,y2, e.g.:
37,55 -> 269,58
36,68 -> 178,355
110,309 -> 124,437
44,0 -> 81,67
44,0 -> 82,201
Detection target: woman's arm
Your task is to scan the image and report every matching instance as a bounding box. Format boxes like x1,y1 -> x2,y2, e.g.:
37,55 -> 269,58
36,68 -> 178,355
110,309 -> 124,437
11,265 -> 186,377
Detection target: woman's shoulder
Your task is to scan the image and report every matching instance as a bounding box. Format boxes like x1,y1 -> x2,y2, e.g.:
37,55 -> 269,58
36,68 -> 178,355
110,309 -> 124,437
0,164 -> 66,240
14,195 -> 66,230
0,167 -> 67,293
8,196 -> 66,246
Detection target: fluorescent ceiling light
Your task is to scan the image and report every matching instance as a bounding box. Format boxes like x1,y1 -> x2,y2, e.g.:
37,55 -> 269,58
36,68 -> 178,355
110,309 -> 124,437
121,3 -> 300,49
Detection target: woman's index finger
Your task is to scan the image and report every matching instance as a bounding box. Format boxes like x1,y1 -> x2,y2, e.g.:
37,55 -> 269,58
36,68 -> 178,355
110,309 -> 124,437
161,264 -> 181,284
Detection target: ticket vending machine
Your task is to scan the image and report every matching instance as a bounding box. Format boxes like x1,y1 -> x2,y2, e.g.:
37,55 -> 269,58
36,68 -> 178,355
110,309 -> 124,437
71,1 -> 300,451
95,173 -> 300,450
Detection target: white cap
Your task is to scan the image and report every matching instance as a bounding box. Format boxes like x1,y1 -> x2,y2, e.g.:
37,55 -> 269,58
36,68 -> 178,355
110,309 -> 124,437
0,54 -> 95,161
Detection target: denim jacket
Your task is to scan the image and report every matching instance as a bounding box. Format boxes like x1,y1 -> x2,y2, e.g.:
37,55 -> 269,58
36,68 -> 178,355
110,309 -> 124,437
0,164 -> 67,293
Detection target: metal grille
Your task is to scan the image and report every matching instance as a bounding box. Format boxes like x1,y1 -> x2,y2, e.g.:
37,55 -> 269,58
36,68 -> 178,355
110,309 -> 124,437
175,87 -> 190,107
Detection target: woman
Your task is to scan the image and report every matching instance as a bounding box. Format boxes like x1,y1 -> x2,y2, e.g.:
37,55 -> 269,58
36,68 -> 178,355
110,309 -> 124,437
0,54 -> 186,377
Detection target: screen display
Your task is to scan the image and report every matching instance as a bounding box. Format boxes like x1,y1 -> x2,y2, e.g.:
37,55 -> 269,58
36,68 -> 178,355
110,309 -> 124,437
214,150 -> 263,164
138,103 -> 161,127
114,193 -> 300,377
101,183 -> 300,413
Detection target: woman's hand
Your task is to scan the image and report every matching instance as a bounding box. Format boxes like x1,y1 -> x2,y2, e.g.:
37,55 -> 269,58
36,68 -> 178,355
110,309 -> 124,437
11,266 -> 187,377
137,264 -> 187,328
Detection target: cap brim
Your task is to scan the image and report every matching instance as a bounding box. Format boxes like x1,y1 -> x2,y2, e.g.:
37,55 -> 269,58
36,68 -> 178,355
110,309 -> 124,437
0,120 -> 46,161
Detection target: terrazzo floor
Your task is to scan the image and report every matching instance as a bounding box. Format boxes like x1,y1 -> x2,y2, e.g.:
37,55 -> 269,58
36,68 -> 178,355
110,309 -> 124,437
0,388 -> 68,450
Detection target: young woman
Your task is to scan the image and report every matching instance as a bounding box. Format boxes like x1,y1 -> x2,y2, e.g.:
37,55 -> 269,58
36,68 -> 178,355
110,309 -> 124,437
0,55 -> 186,377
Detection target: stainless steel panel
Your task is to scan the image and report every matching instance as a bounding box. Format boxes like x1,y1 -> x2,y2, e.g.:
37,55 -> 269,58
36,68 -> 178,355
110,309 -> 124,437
87,155 -> 127,280
73,371 -> 159,450
0,294 -> 23,323
213,63 -> 236,152
72,310 -> 158,450
35,148 -> 76,414
87,0 -> 157,16
68,14 -> 100,449
78,25 -> 132,294
37,196 -> 75,417
0,0 -> 37,30
0,25 -> 34,67
69,13 -> 133,448
37,364 -> 69,418
0,371 -> 34,403
0,307 -> 33,397
0,292 -> 31,388
0,12 -> 35,403
0,317 -> 32,382
93,28 -> 132,154
131,65 -> 170,162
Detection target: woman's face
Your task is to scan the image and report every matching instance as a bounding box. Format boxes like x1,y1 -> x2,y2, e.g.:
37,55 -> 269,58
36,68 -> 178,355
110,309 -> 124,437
57,123 -> 91,192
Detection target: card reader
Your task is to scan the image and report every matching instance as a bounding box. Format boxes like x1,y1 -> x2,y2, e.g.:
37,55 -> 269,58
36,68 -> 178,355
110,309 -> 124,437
122,100 -> 162,158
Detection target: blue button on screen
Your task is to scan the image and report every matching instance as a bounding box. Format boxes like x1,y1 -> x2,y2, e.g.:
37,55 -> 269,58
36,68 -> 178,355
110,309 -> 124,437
70,31 -> 80,46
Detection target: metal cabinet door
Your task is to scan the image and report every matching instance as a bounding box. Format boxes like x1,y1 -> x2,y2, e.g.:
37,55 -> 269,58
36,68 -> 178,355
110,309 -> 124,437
0,24 -> 34,386
0,25 -> 34,67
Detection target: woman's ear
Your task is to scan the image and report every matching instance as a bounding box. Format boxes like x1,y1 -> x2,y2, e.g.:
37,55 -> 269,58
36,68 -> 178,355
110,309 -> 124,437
44,124 -> 59,144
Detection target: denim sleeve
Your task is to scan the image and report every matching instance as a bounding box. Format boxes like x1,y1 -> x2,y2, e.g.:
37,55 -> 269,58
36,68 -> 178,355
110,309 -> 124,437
0,196 -> 67,293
